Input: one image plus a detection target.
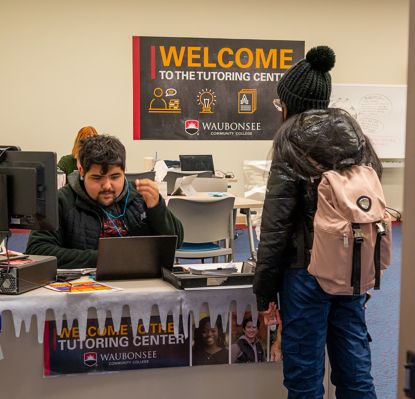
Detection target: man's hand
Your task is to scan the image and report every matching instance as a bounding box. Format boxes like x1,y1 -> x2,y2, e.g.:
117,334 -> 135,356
135,179 -> 160,208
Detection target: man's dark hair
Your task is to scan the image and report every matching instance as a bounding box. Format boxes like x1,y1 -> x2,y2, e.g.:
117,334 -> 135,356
78,135 -> 126,174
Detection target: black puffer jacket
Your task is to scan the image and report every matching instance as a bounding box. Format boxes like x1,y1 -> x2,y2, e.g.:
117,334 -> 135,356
253,108 -> 382,311
26,171 -> 184,268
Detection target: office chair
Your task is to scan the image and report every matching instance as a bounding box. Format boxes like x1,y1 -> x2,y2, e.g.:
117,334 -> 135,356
163,170 -> 212,195
125,171 -> 156,182
167,197 -> 235,263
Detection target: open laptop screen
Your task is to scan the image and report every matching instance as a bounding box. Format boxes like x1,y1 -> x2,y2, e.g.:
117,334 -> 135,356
95,235 -> 177,281
179,155 -> 215,173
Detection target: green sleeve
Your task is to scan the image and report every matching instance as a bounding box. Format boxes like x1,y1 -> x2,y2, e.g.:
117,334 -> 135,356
25,187 -> 97,269
25,230 -> 98,269
57,155 -> 77,177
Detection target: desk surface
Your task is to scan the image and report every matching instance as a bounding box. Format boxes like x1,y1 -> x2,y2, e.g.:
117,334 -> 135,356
168,192 -> 263,209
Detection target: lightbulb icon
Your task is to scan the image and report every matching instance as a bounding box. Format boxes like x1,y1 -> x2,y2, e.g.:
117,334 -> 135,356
197,89 -> 216,114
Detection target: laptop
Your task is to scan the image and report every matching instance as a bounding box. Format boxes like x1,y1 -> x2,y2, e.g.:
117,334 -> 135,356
125,171 -> 156,182
179,154 -> 215,173
95,235 -> 177,281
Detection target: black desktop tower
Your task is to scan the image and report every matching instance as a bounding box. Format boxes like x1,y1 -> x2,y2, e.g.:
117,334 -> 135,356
0,255 -> 57,294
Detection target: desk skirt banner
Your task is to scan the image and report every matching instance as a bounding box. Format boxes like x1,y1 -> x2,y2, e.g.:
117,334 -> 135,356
43,316 -> 189,376
132,36 -> 304,140
43,311 -> 281,376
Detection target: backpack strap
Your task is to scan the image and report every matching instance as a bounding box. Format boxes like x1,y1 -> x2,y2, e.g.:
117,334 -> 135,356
352,223 -> 364,296
374,222 -> 386,290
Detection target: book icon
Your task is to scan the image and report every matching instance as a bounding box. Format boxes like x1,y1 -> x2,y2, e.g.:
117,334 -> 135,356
238,89 -> 257,114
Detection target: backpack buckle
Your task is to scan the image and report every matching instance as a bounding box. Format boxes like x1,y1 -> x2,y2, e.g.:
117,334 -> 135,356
376,222 -> 386,236
353,228 -> 364,243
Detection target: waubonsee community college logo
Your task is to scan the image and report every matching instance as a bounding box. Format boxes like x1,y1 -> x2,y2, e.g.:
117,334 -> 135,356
185,120 -> 199,135
83,352 -> 97,367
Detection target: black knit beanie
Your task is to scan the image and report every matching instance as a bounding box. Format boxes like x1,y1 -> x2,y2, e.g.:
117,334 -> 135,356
277,45 -> 336,115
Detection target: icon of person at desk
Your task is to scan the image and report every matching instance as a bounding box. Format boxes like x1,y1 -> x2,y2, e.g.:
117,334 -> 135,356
148,87 -> 181,113
192,316 -> 229,366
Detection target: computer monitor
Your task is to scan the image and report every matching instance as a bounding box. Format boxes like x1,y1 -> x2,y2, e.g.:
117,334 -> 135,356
0,147 -> 59,237
179,154 -> 215,173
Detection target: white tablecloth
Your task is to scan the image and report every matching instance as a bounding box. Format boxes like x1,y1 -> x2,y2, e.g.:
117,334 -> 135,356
0,278 -> 257,360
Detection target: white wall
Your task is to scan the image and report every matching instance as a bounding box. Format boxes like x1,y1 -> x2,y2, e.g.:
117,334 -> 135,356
0,0 -> 409,210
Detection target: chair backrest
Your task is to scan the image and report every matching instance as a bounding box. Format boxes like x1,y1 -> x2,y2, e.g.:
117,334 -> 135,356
191,177 -> 228,192
163,170 -> 213,195
168,197 -> 235,243
125,171 -> 156,182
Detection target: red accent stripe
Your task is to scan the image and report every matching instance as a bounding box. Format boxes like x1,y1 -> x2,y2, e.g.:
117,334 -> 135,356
53,325 -> 57,351
9,228 -> 31,234
43,321 -> 51,376
150,45 -> 156,80
132,36 -> 141,140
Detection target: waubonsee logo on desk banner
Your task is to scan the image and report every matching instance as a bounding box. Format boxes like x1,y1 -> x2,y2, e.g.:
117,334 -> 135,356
43,316 -> 189,376
132,36 -> 304,140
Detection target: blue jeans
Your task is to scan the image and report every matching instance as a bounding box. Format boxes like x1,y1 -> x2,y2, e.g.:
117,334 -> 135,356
280,268 -> 377,399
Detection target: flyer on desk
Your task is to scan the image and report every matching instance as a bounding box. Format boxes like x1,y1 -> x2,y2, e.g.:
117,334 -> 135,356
45,280 -> 117,293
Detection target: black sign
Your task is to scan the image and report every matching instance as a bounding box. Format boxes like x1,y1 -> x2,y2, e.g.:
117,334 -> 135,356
133,36 -> 304,140
44,316 -> 189,376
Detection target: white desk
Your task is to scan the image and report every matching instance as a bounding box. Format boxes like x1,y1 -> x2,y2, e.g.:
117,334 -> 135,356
0,279 -> 291,399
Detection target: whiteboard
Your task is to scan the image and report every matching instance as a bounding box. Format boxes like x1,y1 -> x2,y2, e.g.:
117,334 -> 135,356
330,84 -> 407,158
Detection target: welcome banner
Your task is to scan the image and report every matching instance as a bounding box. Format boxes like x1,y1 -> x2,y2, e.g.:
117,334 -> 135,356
43,311 -> 279,375
43,316 -> 189,376
133,36 -> 304,140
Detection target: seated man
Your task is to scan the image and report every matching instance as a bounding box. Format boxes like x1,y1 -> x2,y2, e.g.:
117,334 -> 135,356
26,135 -> 183,268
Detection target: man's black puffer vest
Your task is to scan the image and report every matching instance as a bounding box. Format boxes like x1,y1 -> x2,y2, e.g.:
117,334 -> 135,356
61,173 -> 151,250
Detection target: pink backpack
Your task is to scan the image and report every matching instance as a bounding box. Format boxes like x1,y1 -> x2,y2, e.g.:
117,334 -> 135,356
308,165 -> 392,296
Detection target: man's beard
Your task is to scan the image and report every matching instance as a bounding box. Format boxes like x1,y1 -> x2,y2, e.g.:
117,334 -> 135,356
98,190 -> 116,205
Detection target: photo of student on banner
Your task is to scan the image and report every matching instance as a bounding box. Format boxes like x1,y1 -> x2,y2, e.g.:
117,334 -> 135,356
192,316 -> 229,366
231,312 -> 267,363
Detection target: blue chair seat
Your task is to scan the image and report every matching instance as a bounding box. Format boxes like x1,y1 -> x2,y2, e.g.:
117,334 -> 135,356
178,242 -> 221,252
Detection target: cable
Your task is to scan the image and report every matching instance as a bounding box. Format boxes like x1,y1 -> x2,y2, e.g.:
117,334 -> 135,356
386,206 -> 402,222
100,178 -> 130,237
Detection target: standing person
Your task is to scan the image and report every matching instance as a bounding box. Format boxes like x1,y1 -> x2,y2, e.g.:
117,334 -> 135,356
253,46 -> 382,399
57,126 -> 98,177
26,134 -> 183,268
192,316 -> 228,365
231,316 -> 265,363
